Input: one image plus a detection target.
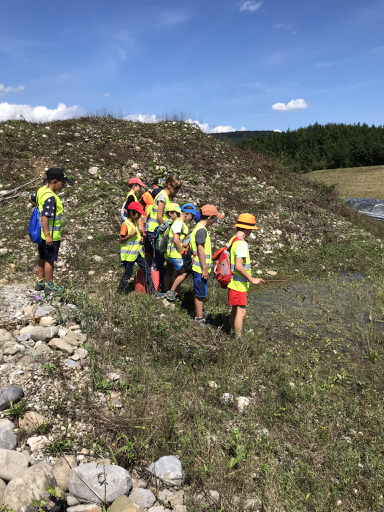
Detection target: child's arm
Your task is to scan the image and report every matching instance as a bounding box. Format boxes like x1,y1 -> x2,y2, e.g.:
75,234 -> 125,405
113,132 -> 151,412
173,233 -> 184,255
41,216 -> 53,246
118,226 -> 137,244
234,257 -> 264,285
197,244 -> 208,279
157,200 -> 165,225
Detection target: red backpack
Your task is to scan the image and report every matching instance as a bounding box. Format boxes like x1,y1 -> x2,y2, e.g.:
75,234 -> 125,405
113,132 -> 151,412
212,237 -> 244,289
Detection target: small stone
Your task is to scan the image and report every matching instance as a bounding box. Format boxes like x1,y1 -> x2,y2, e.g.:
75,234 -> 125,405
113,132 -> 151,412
236,396 -> 251,414
132,477 -> 148,488
35,305 -> 54,317
129,488 -> 156,509
0,429 -> 17,450
148,507 -> 166,512
67,496 -> 80,506
148,456 -> 184,486
16,333 -> 31,342
68,325 -> 81,331
256,270 -> 263,275
221,393 -> 233,404
4,344 -> 24,355
194,490 -> 220,507
96,458 -> 111,466
67,506 -> 102,512
48,338 -> 74,354
77,347 -> 88,359
27,435 -> 49,451
88,166 -> 99,175
108,372 -> 121,381
244,496 -> 262,510
110,495 -> 144,512
92,255 -> 103,262
24,348 -> 44,358
159,489 -> 185,509
266,270 -> 277,276
60,335 -> 80,347
19,412 -> 47,434
208,381 -> 218,388
65,359 -> 80,367
0,385 -> 24,411
39,316 -> 57,327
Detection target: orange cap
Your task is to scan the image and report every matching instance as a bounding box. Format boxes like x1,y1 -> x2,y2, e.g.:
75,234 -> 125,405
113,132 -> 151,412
201,204 -> 224,218
234,213 -> 258,230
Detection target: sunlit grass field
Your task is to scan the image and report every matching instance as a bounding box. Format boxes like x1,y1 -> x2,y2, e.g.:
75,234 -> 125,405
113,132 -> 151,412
305,165 -> 384,199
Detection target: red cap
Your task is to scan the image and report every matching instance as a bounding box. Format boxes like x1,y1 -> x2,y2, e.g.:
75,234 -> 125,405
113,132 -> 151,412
129,177 -> 145,187
126,201 -> 145,215
201,204 -> 224,219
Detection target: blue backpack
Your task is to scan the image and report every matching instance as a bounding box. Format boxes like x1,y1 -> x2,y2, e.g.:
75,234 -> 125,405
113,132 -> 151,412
28,206 -> 43,244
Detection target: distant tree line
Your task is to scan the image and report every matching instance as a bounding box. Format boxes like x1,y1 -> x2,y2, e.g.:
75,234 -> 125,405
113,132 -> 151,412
228,123 -> 384,173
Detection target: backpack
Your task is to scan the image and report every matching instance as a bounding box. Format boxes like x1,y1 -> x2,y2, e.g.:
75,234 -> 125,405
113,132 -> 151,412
154,221 -> 171,254
212,236 -> 244,289
28,206 -> 43,245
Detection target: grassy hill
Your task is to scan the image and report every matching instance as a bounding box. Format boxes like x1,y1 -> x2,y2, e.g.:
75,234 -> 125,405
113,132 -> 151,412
306,164 -> 384,200
211,130 -> 278,143
1,117 -> 384,511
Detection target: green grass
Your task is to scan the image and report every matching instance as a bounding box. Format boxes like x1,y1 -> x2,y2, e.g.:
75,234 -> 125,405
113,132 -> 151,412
305,165 -> 384,199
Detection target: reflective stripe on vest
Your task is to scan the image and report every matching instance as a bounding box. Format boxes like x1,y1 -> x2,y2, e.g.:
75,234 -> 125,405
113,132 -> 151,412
147,192 -> 169,233
189,223 -> 212,274
36,186 -> 63,242
167,221 -> 188,259
120,219 -> 143,262
227,236 -> 251,292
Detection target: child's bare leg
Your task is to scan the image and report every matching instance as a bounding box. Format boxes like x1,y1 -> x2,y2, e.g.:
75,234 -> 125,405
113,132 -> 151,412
230,306 -> 237,331
194,293 -> 204,319
234,306 -> 246,336
171,271 -> 187,294
38,259 -> 45,281
44,261 -> 54,282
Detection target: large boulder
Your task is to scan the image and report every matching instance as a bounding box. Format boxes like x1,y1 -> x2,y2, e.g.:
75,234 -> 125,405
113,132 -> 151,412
68,463 -> 132,505
53,455 -> 77,492
3,462 -> 56,510
0,385 -> 24,411
0,449 -> 28,481
0,478 -> 6,506
0,429 -> 17,450
148,456 -> 184,486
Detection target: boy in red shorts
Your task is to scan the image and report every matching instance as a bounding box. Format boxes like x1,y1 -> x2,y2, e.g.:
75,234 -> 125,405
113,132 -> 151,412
228,213 -> 264,339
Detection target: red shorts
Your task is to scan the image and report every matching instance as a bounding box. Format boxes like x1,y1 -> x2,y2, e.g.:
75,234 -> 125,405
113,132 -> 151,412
228,289 -> 247,306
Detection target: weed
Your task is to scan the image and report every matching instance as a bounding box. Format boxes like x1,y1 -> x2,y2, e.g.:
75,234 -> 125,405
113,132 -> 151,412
43,434 -> 74,456
4,399 -> 27,419
43,363 -> 58,375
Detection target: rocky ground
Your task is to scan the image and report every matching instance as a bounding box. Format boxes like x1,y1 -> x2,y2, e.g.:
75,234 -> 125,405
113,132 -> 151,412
0,284 -> 220,511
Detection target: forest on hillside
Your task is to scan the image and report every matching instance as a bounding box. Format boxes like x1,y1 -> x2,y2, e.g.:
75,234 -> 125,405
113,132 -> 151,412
231,123 -> 384,173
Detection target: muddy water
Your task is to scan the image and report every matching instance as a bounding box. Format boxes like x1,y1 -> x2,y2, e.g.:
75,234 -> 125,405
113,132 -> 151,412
248,274 -> 384,387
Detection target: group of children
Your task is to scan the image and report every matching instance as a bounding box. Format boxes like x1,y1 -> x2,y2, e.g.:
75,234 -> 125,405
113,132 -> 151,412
30,169 -> 263,338
118,174 -> 264,336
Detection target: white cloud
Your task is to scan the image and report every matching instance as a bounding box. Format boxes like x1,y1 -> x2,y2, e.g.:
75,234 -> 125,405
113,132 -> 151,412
271,99 -> 309,111
273,129 -> 282,132
240,1 -> 262,12
273,23 -> 292,30
123,114 -> 159,123
0,102 -> 85,122
101,92 -> 110,97
0,84 -> 25,96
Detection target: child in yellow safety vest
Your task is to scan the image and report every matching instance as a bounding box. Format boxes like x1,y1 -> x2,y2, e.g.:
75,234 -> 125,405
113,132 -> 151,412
228,213 -> 264,338
117,202 -> 162,296
28,168 -> 74,293
165,203 -> 197,301
189,204 -> 224,326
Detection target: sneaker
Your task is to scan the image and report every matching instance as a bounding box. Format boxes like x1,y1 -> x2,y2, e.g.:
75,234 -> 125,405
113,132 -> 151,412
165,290 -> 176,302
45,281 -> 64,293
202,310 -> 209,319
194,317 -> 207,326
152,291 -> 165,298
35,279 -> 45,291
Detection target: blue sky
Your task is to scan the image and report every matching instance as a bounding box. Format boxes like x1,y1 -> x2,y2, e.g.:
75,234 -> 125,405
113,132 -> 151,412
1,0 -> 383,132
